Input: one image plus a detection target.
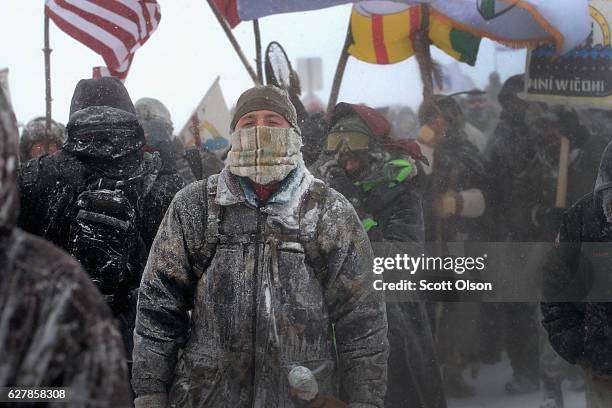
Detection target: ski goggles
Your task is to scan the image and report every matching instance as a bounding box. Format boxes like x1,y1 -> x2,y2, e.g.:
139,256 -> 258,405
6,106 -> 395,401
326,131 -> 370,152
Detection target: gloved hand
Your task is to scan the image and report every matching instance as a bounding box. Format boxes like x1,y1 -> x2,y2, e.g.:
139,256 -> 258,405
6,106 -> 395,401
134,393 -> 168,408
432,190 -> 462,219
551,108 -> 588,148
602,188 -> 612,224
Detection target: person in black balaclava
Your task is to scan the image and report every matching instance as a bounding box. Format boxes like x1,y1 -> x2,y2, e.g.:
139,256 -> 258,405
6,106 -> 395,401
0,86 -> 132,407
18,77 -> 181,366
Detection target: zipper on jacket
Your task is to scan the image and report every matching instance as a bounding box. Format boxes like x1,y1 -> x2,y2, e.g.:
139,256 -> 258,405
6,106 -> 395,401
250,208 -> 266,406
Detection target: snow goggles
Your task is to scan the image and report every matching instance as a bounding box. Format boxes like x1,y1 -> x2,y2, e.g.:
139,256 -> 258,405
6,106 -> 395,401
326,131 -> 370,152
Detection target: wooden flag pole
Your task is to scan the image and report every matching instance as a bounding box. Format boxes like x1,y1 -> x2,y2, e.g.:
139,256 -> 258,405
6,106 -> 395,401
413,5 -> 434,104
555,135 -> 570,209
44,13 -> 53,136
253,20 -> 263,83
327,23 -> 352,115
206,0 -> 260,85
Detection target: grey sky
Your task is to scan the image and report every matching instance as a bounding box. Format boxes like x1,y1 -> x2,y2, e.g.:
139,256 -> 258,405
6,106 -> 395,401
1,1 -> 526,130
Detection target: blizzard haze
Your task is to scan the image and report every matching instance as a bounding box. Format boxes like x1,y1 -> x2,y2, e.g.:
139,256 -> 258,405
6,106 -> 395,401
0,1 -> 526,130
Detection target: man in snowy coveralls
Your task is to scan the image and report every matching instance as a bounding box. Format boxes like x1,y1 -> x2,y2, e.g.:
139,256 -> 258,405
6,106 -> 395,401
132,85 -> 389,408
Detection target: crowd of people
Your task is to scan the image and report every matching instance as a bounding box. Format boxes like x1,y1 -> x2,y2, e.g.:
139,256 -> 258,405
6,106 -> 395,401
1,70 -> 612,408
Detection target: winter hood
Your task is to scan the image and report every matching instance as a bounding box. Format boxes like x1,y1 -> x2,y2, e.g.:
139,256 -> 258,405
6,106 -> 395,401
0,87 -> 19,233
64,78 -> 144,161
65,106 -> 144,161
498,75 -> 525,112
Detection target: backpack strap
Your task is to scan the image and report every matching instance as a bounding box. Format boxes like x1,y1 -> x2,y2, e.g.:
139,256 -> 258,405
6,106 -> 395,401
195,174 -> 223,279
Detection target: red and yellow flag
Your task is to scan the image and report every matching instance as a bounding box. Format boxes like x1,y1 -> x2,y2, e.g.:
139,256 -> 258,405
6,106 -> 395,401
348,5 -> 481,66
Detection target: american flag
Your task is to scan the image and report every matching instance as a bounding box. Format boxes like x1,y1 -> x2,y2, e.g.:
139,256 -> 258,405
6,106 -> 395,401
44,0 -> 161,81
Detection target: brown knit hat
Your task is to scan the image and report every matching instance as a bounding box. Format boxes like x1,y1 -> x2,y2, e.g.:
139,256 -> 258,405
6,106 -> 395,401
230,85 -> 299,132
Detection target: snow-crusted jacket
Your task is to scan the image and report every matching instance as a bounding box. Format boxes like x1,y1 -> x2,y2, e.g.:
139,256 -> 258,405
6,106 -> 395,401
540,191 -> 612,377
0,85 -> 131,408
18,106 -> 184,360
0,230 -> 133,408
132,164 -> 389,407
541,142 -> 612,377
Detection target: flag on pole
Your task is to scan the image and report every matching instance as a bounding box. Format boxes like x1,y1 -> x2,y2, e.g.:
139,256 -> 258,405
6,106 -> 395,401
348,4 -> 481,65
44,0 -> 161,81
212,0 -> 589,55
178,77 -> 231,155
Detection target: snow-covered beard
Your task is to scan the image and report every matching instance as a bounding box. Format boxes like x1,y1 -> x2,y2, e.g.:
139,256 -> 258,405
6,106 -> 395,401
0,91 -> 19,233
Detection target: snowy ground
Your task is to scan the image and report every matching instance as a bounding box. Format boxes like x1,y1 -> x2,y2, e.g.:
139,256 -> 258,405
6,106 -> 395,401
447,356 -> 586,408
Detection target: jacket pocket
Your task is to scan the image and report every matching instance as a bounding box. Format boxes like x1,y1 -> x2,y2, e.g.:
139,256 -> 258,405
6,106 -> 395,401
275,247 -> 324,308
204,247 -> 247,305
169,352 -> 223,408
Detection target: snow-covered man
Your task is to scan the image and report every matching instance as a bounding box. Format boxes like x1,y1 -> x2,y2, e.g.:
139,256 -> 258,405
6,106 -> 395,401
0,79 -> 131,407
132,85 -> 389,408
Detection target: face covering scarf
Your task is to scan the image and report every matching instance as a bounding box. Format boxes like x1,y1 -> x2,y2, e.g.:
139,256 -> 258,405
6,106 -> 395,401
228,126 -> 302,185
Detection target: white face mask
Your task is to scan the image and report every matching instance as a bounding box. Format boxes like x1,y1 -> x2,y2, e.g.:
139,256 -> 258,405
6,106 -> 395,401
227,126 -> 303,185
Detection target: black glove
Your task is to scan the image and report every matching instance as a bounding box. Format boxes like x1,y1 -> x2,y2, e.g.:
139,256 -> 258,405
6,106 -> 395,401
556,109 -> 588,147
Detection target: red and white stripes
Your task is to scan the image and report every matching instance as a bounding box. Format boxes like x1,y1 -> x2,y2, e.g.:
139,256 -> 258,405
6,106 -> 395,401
45,0 -> 161,80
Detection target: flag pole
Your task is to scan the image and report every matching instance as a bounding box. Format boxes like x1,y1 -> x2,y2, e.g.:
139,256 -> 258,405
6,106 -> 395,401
327,23 -> 352,115
44,12 -> 53,136
413,5 -> 434,104
253,20 -> 263,83
206,0 -> 260,85
494,45 -> 499,72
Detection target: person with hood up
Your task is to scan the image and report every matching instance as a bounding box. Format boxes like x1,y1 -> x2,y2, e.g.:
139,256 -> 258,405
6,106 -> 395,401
311,102 -> 446,408
18,77 -> 181,363
134,97 -> 225,185
132,85 -> 389,408
541,140 -> 612,408
134,97 -> 188,184
0,86 -> 131,407
133,96 -> 186,242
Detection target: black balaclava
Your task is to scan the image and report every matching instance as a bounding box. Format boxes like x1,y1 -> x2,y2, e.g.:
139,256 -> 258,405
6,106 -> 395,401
64,77 -> 145,178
